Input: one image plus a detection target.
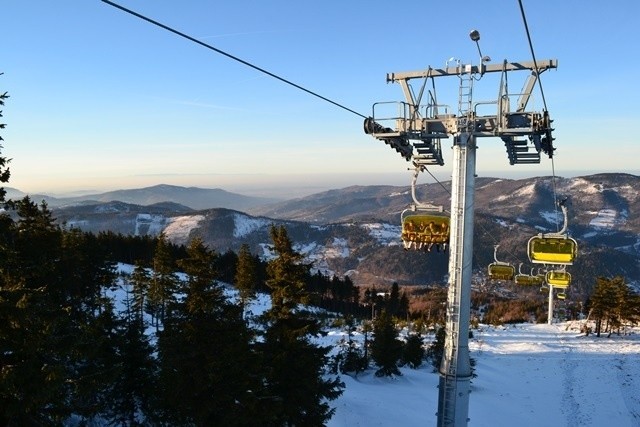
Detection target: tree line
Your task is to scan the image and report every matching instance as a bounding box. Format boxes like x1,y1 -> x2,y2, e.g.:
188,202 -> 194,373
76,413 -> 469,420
585,276 -> 640,336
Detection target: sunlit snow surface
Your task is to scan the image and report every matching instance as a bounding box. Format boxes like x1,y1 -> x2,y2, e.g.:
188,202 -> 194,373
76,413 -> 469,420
233,213 -> 271,238
163,215 -> 205,244
326,323 -> 640,427
360,223 -> 401,247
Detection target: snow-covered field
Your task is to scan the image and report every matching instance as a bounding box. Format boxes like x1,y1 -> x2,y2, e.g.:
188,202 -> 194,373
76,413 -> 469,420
324,323 -> 640,427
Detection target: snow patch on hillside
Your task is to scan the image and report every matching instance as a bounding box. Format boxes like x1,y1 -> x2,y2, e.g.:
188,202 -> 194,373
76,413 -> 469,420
568,177 -> 601,194
589,209 -> 617,229
540,210 -> 563,227
233,213 -> 271,238
361,223 -> 401,246
135,213 -> 167,236
614,184 -> 639,201
163,215 -> 205,244
514,183 -> 536,197
495,182 -> 535,201
301,243 -> 336,277
325,238 -> 350,258
495,219 -> 509,228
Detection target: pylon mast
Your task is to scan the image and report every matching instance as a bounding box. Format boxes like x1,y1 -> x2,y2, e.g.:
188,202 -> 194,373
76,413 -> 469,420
364,30 -> 557,426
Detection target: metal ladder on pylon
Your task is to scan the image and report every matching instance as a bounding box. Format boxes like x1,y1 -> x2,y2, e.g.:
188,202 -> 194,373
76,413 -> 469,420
457,70 -> 474,132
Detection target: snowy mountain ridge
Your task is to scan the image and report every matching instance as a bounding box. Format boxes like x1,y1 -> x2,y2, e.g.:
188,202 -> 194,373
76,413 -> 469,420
50,173 -> 640,297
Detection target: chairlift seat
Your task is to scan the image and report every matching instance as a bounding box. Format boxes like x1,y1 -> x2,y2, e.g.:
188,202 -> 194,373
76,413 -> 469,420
515,274 -> 543,286
545,270 -> 571,288
528,236 -> 578,265
401,213 -> 450,248
488,263 -> 515,281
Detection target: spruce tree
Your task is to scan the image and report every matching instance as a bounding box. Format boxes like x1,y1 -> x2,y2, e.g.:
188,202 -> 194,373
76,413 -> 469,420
147,233 -> 178,327
257,225 -> 343,426
106,317 -> 157,426
335,315 -> 367,376
130,260 -> 151,327
371,309 -> 403,376
401,333 -> 425,369
235,243 -> 258,313
427,326 -> 446,371
0,198 -> 74,424
155,237 -> 259,426
388,282 -> 401,316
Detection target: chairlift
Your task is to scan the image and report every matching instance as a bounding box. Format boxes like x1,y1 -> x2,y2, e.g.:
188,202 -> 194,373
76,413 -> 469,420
401,164 -> 450,251
528,199 -> 578,265
546,269 -> 571,288
514,264 -> 544,286
487,245 -> 515,281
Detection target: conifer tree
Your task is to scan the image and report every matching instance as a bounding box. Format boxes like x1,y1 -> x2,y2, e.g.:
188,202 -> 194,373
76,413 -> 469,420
589,276 -> 639,336
235,243 -> 258,312
371,309 -> 403,376
130,260 -> 151,327
334,315 -> 367,376
265,224 -> 309,317
401,333 -> 425,369
0,198 -> 74,424
105,317 -> 157,426
147,233 -> 178,326
155,237 -> 259,426
427,326 -> 446,371
257,225 -> 343,426
388,282 -> 401,316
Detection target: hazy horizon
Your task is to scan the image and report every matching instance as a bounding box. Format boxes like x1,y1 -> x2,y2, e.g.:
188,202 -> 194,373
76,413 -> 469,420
5,169 -> 638,200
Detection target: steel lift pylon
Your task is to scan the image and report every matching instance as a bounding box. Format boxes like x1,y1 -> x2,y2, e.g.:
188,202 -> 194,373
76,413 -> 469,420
364,30 -> 557,426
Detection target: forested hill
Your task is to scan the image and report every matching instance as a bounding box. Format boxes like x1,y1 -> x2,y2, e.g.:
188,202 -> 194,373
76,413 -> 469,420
47,173 -> 640,298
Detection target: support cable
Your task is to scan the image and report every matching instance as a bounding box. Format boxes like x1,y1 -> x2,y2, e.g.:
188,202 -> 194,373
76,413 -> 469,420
518,0 -> 562,232
101,0 -> 367,119
517,0 -> 547,111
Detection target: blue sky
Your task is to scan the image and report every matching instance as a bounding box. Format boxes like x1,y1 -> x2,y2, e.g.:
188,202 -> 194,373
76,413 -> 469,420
2,0 -> 639,197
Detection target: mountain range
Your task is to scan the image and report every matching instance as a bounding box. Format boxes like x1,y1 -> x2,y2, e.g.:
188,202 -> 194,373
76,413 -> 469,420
5,183 -> 278,211
7,173 -> 639,301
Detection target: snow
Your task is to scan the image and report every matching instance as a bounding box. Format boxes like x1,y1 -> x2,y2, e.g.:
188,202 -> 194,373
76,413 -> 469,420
163,214 -> 204,244
135,213 -> 168,237
494,219 -> 509,228
361,222 -> 402,246
233,213 -> 271,238
112,264 -> 640,426
324,323 -> 640,427
539,210 -> 563,227
589,209 -> 618,229
325,237 -> 350,258
568,178 -> 601,195
514,183 -> 536,198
